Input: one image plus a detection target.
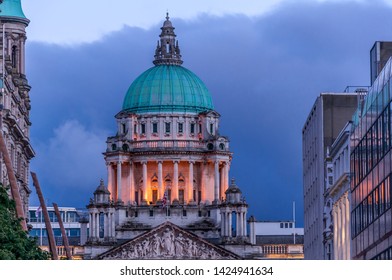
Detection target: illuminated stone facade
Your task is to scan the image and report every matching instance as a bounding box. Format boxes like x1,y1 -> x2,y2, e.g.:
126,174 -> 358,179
324,122 -> 351,259
84,15 -> 248,259
0,0 -> 34,217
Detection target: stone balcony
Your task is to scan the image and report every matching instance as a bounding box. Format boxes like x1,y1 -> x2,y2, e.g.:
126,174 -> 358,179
107,138 -> 230,153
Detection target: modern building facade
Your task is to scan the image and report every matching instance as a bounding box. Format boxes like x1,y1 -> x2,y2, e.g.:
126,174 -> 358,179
0,0 -> 34,219
302,93 -> 358,259
324,122 -> 352,259
350,50 -> 392,259
370,41 -> 392,86
28,206 -> 88,259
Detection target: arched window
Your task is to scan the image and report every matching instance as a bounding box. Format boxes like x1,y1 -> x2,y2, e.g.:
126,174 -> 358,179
178,176 -> 185,204
151,175 -> 158,204
11,46 -> 17,69
122,144 -> 129,151
165,175 -> 172,202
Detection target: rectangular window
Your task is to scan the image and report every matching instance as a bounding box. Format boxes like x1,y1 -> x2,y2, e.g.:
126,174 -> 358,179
210,123 -> 214,134
165,122 -> 171,133
149,209 -> 154,217
29,210 -> 38,223
182,210 -> 187,217
135,191 -> 139,205
152,123 -> 158,133
167,189 -> 171,202
190,123 -> 195,134
122,123 -> 126,134
178,123 -> 183,133
141,123 -> 146,134
48,211 -> 58,223
67,211 -> 78,223
134,124 -> 137,134
152,190 -> 158,204
179,189 -> 184,204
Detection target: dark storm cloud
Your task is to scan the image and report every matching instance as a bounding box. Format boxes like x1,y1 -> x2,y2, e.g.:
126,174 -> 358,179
26,0 -> 392,225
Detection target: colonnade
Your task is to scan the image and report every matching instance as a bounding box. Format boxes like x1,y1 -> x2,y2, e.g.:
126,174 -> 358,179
333,192 -> 350,260
107,159 -> 230,205
89,209 -> 115,240
220,209 -> 247,237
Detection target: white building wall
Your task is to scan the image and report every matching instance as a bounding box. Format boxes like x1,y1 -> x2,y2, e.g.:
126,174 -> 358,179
254,221 -> 304,236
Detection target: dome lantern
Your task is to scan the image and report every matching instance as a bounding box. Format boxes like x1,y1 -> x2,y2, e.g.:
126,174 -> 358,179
153,12 -> 183,66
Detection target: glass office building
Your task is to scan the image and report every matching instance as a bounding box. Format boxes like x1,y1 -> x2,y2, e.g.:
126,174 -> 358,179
351,55 -> 392,259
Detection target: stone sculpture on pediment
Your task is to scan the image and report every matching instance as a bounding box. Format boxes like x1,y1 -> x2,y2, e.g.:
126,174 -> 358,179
97,222 -> 240,260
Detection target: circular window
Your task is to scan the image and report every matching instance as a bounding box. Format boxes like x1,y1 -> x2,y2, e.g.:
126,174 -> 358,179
207,143 -> 214,150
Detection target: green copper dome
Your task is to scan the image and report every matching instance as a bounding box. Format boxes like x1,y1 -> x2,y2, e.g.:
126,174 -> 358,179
122,65 -> 214,114
122,14 -> 214,114
0,0 -> 27,19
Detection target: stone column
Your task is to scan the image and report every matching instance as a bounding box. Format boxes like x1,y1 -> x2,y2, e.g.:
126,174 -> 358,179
214,161 -> 220,202
142,161 -> 148,201
95,212 -> 100,238
344,194 -> 350,260
220,164 -> 225,201
110,211 -> 115,239
89,212 -> 94,238
333,208 -> 338,259
228,212 -> 232,237
117,161 -> 122,202
129,162 -> 134,203
20,37 -> 26,74
107,163 -> 114,200
339,202 -> 343,260
236,212 -> 241,237
173,161 -> 179,201
243,212 -> 247,236
201,161 -> 207,202
107,212 -> 111,238
225,161 -> 230,194
104,213 -> 108,238
220,211 -> 225,236
341,199 -> 346,260
158,161 -> 163,198
189,161 -> 194,202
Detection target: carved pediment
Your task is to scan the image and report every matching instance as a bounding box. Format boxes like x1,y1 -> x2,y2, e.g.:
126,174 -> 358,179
97,221 -> 240,260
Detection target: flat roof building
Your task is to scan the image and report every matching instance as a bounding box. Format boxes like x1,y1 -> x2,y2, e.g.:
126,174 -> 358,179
302,93 -> 359,259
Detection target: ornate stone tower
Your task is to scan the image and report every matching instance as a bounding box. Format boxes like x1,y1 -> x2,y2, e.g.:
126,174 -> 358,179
87,179 -> 116,245
220,179 -> 248,243
0,0 -> 33,217
94,14 -> 233,241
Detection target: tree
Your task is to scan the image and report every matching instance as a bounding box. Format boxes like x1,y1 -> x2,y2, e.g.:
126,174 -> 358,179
0,184 -> 49,260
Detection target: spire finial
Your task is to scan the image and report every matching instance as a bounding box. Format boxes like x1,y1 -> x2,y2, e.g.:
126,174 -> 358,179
153,13 -> 183,66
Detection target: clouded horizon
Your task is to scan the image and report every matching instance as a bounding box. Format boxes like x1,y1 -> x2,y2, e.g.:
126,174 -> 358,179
25,0 -> 392,226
